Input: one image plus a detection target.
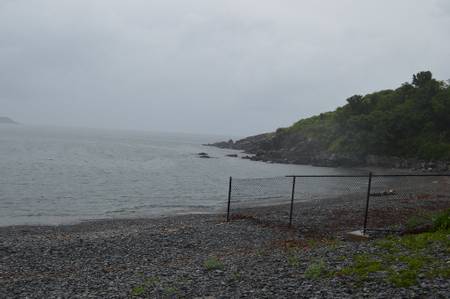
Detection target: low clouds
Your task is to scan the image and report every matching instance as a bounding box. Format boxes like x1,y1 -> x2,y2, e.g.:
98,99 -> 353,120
1,0 -> 450,135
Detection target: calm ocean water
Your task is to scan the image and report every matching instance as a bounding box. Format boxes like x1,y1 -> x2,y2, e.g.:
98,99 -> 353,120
0,125 -> 355,226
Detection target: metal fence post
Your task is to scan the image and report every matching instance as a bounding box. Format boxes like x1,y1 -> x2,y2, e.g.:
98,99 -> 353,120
363,172 -> 372,235
226,176 -> 232,222
289,176 -> 296,227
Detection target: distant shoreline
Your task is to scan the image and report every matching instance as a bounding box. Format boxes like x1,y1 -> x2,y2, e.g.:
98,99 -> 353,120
0,116 -> 19,125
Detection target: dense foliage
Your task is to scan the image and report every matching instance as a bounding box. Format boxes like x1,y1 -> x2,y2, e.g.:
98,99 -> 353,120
279,71 -> 450,160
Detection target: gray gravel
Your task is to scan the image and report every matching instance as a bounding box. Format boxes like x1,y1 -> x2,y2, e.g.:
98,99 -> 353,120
1,196 -> 449,298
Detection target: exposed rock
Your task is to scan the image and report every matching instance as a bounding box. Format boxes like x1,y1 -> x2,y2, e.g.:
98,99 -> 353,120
226,154 -> 238,158
209,134 -> 449,172
204,139 -> 235,149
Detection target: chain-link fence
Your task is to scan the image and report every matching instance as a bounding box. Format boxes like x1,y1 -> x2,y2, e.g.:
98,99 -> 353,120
226,173 -> 450,235
365,174 -> 450,233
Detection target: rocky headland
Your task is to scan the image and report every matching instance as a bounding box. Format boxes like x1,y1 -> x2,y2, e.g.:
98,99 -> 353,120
207,72 -> 450,172
207,133 -> 450,172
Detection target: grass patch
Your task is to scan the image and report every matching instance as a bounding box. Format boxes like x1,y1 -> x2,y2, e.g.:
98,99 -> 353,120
285,247 -> 301,268
131,276 -> 160,297
163,286 -> 178,297
432,208 -> 450,231
338,227 -> 449,288
287,254 -> 300,268
405,214 -> 432,231
324,238 -> 343,250
231,271 -> 242,282
399,234 -> 432,251
130,276 -> 184,298
427,265 -> 450,279
255,248 -> 264,257
203,257 -> 224,271
131,285 -> 146,297
399,230 -> 449,251
339,254 -> 383,280
375,238 -> 400,253
388,269 -> 418,287
306,239 -> 320,249
305,259 -> 328,280
144,276 -> 160,286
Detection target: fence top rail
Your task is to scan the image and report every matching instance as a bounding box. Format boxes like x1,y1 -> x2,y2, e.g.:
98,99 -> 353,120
285,175 -> 368,178
285,173 -> 450,178
372,173 -> 450,177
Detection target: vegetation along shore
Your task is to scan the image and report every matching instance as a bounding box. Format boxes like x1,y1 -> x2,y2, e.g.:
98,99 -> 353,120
208,72 -> 450,172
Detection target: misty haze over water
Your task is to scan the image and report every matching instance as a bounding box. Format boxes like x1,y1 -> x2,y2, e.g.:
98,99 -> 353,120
0,126 -> 356,226
2,1 -> 450,135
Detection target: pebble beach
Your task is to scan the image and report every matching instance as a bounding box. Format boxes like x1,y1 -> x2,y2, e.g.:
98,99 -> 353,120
1,195 -> 449,298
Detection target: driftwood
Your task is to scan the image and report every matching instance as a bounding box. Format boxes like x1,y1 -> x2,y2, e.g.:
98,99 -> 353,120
370,189 -> 397,197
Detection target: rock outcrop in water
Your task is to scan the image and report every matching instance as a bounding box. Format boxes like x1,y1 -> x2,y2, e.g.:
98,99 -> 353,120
197,152 -> 211,158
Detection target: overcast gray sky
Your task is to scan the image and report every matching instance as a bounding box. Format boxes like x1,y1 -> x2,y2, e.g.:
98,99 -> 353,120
1,0 -> 450,136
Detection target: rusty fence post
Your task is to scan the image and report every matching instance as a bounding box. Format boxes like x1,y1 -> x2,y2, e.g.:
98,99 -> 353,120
363,172 -> 372,234
289,176 -> 296,227
226,176 -> 232,222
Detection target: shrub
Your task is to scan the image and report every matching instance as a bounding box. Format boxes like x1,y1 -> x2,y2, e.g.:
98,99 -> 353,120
432,209 -> 450,231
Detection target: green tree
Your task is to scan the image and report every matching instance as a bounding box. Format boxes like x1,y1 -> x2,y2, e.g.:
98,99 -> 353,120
412,71 -> 433,88
277,71 -> 450,161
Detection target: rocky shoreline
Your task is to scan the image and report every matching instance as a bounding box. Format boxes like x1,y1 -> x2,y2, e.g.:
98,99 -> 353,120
206,134 -> 450,172
1,195 -> 449,298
